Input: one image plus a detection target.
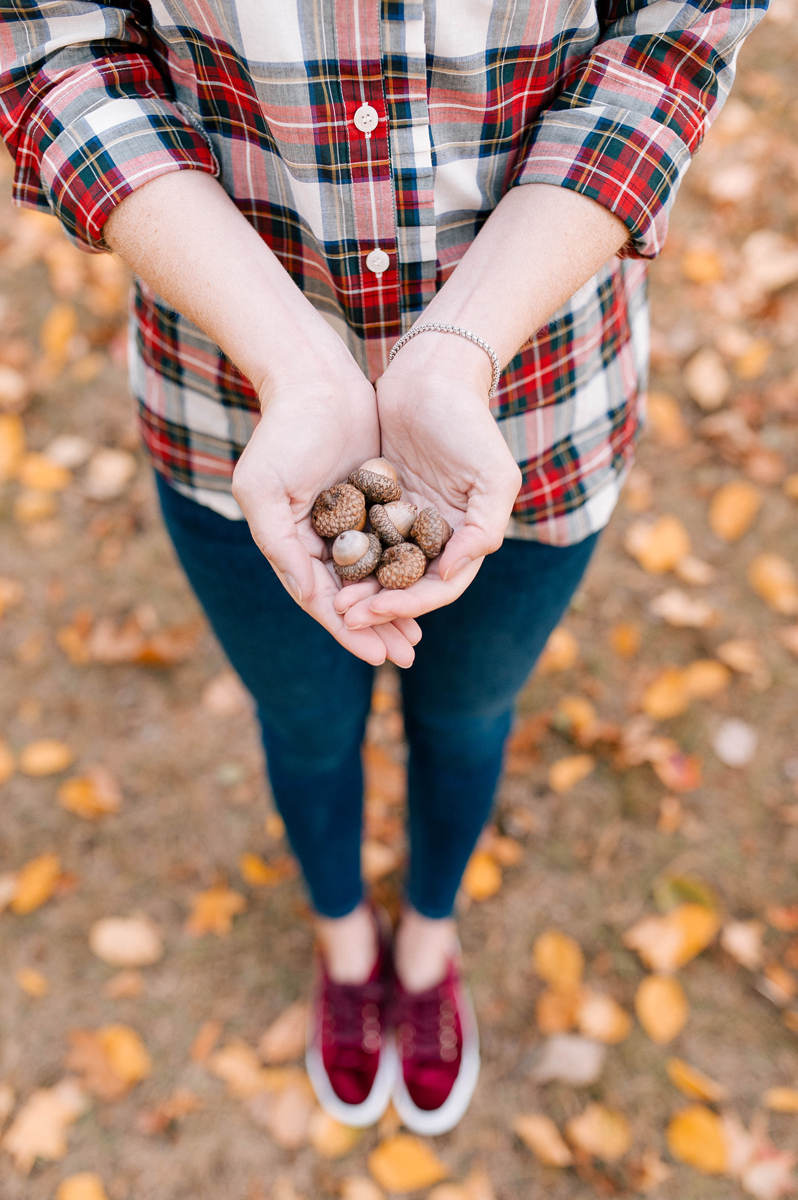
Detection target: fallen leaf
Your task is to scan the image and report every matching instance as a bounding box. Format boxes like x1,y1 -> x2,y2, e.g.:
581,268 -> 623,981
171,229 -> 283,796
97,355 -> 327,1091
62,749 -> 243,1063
713,718 -> 758,767
103,970 -> 144,999
13,488 -> 58,523
763,1088 -> 798,1113
641,668 -> 690,720
532,930 -> 585,988
624,466 -> 654,512
658,795 -> 684,833
757,963 -> 797,1007
18,452 -> 72,491
82,448 -> 137,500
362,840 -> 402,883
65,1026 -> 151,1101
538,626 -> 579,673
675,555 -> 716,585
363,743 -> 406,806
576,990 -> 632,1044
247,1076 -> 316,1148
136,1087 -> 202,1135
741,230 -> 798,294
307,1107 -> 361,1158
681,246 -> 724,285
651,749 -> 703,792
780,627 -> 798,657
766,906 -> 798,932
533,1034 -> 607,1086
624,904 -> 719,972
650,589 -> 719,629
624,515 -> 691,573
1,1079 -> 88,1174
482,831 -> 524,866
44,434 -> 92,468
565,1103 -> 631,1161
709,481 -> 762,542
513,1113 -> 573,1166
427,1185 -> 470,1200
461,1166 -> 497,1200
0,740 -> 15,784
505,712 -> 549,772
684,348 -> 731,411
535,987 -> 581,1034
239,852 -> 296,888
340,1178 -> 385,1200
634,974 -> 689,1044
746,447 -> 786,486
749,555 -> 798,616
56,1172 -> 109,1200
461,850 -> 502,900
0,576 -> 25,615
0,1081 -> 14,1128
647,391 -> 691,446
15,967 -> 49,998
0,412 -> 26,480
208,1041 -> 271,1098
667,1105 -> 728,1173
89,915 -> 163,967
258,1001 -> 307,1064
367,1134 -> 449,1193
785,474 -> 798,501
201,670 -> 251,716
721,921 -> 765,970
628,1148 -> 672,1192
57,767 -> 122,819
683,659 -> 731,699
666,1057 -> 726,1102
18,739 -> 74,776
0,365 -> 28,412
11,852 -> 62,914
190,1020 -> 222,1064
609,622 -> 640,657
717,639 -> 771,688
548,754 -> 595,794
553,695 -> 602,746
40,302 -> 78,367
185,883 -> 246,936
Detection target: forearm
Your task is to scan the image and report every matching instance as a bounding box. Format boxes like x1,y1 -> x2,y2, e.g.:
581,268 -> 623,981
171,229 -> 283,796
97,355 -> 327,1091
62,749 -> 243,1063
103,170 -> 355,399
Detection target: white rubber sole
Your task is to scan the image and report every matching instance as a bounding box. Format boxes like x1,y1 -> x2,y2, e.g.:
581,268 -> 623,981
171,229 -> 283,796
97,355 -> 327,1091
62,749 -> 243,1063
306,1035 -> 398,1128
391,970 -> 481,1136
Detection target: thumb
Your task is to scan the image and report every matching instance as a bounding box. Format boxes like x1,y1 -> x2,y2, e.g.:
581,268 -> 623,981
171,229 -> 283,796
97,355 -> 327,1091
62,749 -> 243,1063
245,498 -> 317,606
438,491 -> 511,582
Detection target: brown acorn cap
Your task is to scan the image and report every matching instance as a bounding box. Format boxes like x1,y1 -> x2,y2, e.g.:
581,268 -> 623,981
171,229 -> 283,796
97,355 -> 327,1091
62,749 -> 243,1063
376,542 -> 426,589
410,507 -> 453,559
369,502 -> 417,546
334,532 -> 381,582
311,483 -> 366,538
349,459 -> 402,504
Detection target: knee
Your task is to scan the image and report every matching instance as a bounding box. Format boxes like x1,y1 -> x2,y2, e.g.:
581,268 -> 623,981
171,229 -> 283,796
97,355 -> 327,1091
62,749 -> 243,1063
260,705 -> 367,777
405,708 -> 512,773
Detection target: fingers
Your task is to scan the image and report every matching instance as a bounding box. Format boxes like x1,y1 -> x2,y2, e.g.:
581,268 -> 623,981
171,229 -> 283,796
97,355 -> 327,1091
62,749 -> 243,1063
334,577 -> 380,614
343,558 -> 483,627
438,472 -> 520,581
392,616 -> 423,644
375,620 -> 417,668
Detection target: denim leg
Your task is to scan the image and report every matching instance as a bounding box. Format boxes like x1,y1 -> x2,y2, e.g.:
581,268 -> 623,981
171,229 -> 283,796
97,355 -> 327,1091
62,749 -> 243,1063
401,533 -> 600,918
156,474 -> 373,917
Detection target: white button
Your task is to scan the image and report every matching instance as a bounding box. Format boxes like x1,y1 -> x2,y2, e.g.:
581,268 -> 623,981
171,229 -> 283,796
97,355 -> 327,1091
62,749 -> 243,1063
353,103 -> 379,134
365,248 -> 390,275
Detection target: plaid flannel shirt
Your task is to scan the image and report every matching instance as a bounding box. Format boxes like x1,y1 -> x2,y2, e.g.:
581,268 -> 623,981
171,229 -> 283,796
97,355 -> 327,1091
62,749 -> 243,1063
0,0 -> 767,542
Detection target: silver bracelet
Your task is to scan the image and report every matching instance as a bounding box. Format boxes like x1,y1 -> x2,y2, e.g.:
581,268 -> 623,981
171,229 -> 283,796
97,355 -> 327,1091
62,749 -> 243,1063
388,323 -> 501,398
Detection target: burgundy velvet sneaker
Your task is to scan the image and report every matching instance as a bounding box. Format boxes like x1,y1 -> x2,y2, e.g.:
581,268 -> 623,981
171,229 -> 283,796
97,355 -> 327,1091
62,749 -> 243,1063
305,921 -> 397,1126
391,951 -> 480,1135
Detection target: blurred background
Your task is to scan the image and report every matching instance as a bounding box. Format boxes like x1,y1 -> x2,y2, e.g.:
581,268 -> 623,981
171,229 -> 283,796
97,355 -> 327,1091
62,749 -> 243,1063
2,5 -> 798,1199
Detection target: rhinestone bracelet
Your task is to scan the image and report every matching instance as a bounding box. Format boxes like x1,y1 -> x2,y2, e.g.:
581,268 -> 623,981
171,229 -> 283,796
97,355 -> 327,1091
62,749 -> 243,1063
388,323 -> 501,398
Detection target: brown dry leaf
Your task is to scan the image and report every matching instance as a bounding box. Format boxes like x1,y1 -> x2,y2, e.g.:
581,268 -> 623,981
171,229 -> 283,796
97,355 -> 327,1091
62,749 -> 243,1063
624,904 -> 720,972
340,1177 -> 385,1200
683,659 -> 731,699
757,963 -> 797,1007
307,1107 -> 361,1158
709,481 -> 762,542
18,739 -> 74,777
684,348 -> 731,411
538,626 -> 579,673
766,906 -> 798,932
666,1105 -> 728,1174
641,669 -> 689,720
363,743 -> 406,806
185,882 -> 246,936
650,589 -> 718,629
56,1173 -> 109,1200
362,840 -> 402,883
104,970 -> 144,1000
735,339 -> 772,381
785,474 -> 798,501
513,1113 -> 573,1166
40,302 -> 78,367
258,1001 -> 307,1064
461,1166 -> 497,1200
247,1075 -> 315,1148
548,754 -> 595,794
628,1148 -> 672,1192
81,1025 -> 151,1091
565,1103 -> 632,1161
461,849 -> 502,900
11,852 -> 62,914
482,829 -> 524,867
651,749 -> 703,793
634,974 -> 689,1044
18,452 -> 72,492
666,1057 -> 726,1102
136,1087 -> 202,1135
89,915 -> 163,967
749,555 -> 798,616
533,930 -> 585,989
646,391 -> 690,446
0,365 -> 28,413
554,695 -> 602,746
367,1134 -> 449,1193
505,712 -> 549,772
721,920 -> 765,970
624,515 -> 691,574
13,488 -> 58,524
0,412 -> 26,480
675,554 -> 716,585
1,1079 -> 88,1174
16,967 -> 49,998
190,1020 -> 222,1064
82,448 -> 136,500
208,1041 -> 272,1099
609,622 -> 640,657
0,740 -> 15,784
0,578 -> 24,617
623,466 -> 653,512
657,795 -> 684,833
681,246 -> 724,285
763,1088 -> 798,1113
57,767 -> 121,819
576,990 -> 632,1044
535,987 -> 581,1034
239,852 -> 296,888
716,639 -> 771,689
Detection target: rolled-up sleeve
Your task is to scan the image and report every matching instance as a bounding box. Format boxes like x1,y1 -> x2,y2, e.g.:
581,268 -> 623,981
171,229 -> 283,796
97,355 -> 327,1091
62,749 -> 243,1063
514,0 -> 769,258
0,0 -> 218,250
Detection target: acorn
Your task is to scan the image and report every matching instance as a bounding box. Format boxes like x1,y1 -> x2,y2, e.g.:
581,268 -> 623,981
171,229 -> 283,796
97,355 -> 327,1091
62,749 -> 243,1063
369,501 -> 418,547
376,542 -> 427,589
349,457 -> 402,504
312,483 -> 366,538
411,507 -> 452,559
332,530 -> 382,581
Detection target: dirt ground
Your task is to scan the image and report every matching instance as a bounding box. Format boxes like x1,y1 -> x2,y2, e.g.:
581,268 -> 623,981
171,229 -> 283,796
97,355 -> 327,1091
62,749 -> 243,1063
2,7 -> 798,1199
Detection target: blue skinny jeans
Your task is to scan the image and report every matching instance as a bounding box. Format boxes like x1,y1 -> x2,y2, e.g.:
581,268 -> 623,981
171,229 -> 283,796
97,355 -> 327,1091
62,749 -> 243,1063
157,475 -> 598,919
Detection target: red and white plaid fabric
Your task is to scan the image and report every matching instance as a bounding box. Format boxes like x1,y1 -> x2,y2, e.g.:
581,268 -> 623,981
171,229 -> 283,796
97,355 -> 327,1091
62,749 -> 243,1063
0,0 -> 767,542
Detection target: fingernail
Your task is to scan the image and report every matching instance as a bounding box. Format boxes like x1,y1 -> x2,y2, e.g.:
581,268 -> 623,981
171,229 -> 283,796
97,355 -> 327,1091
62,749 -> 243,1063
274,568 -> 302,604
443,557 -> 471,581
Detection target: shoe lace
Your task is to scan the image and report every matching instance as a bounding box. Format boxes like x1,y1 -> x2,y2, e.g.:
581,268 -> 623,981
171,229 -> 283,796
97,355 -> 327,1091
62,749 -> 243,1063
392,985 -> 458,1060
323,978 -> 384,1050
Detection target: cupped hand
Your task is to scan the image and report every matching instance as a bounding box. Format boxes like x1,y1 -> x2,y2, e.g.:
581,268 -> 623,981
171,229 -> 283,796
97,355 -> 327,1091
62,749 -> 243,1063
232,361 -> 422,667
334,335 -> 522,630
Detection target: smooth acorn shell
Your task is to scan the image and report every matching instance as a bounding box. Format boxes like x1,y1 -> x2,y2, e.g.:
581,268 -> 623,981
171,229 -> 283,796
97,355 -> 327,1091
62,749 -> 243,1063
376,542 -> 426,589
334,532 -> 381,581
312,483 -> 366,538
369,502 -> 417,547
411,507 -> 453,559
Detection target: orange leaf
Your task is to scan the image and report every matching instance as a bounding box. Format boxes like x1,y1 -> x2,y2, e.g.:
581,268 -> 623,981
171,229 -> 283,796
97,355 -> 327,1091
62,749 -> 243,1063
258,1001 -> 308,1064
307,1108 -> 361,1158
641,669 -> 689,719
18,739 -> 74,777
749,554 -> 798,616
367,1134 -> 449,1193
577,990 -> 632,1044
239,852 -> 296,888
666,1105 -> 728,1174
0,412 -> 26,481
15,967 -> 49,997
532,930 -> 584,988
634,974 -> 689,1044
11,853 -> 62,914
18,452 -> 72,492
0,740 -> 15,784
548,754 -> 595,794
646,391 -> 690,446
682,659 -> 731,699
763,1087 -> 798,1113
537,627 -> 579,673
185,883 -> 246,936
513,1113 -> 573,1167
666,1058 -> 726,1102
1,1079 -> 87,1174
461,850 -> 502,901
57,767 -> 121,819
651,751 -> 702,793
709,481 -> 762,542
190,1020 -> 222,1064
609,622 -> 641,657
535,987 -> 581,1034
624,515 -> 691,574
565,1103 -> 631,1161
56,1172 -> 109,1200
681,247 -> 724,285
624,904 -> 719,972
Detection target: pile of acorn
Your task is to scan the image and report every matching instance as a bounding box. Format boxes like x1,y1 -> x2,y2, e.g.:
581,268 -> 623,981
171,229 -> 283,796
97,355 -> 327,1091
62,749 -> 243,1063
312,458 -> 452,589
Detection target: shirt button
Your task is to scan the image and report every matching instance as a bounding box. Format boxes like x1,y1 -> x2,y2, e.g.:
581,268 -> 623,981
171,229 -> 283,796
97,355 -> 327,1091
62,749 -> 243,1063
365,248 -> 390,275
353,103 -> 379,134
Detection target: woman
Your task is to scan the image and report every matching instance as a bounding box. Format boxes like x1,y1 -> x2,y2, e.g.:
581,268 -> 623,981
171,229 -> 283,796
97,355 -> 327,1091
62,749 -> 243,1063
1,0 -> 766,1133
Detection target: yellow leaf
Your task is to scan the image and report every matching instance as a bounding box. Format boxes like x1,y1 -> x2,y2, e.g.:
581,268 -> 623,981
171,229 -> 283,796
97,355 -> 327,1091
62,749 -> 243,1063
749,554 -> 798,615
207,1040 -> 271,1099
624,904 -> 720,972
367,1134 -> 450,1193
13,488 -> 58,524
784,474 -> 798,501
535,986 -> 581,1034
537,626 -> 579,673
666,1105 -> 728,1173
40,302 -> 78,364
577,990 -> 632,1044
548,754 -> 595,794
185,883 -> 246,936
641,669 -> 689,720
15,967 -> 49,998
0,412 -> 26,481
258,1001 -> 307,1064
97,1025 -> 151,1084
763,1087 -> 798,1113
681,246 -> 724,284
57,768 -> 121,819
18,453 -> 72,492
89,916 -> 163,967
308,1108 -> 361,1158
56,1172 -> 109,1200
18,740 -> 74,777
734,338 -> 771,380
635,974 -> 689,1044
11,853 -> 61,914
532,929 -> 584,988
709,481 -> 762,542
0,740 -> 15,784
646,392 -> 690,447
461,850 -> 502,900
1,1079 -> 87,1174
565,1103 -> 631,1161
610,622 -> 641,657
513,1113 -> 573,1166
682,659 -> 731,700
239,852 -> 287,887
624,515 -> 691,573
554,696 -> 599,743
666,1058 -> 726,1102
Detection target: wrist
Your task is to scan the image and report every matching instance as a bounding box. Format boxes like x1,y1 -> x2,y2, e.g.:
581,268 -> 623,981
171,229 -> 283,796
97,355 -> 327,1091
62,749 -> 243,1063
384,328 -> 495,400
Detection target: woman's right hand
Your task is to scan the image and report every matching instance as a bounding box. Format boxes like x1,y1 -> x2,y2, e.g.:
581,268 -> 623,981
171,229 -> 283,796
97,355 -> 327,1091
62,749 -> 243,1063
232,350 -> 422,669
